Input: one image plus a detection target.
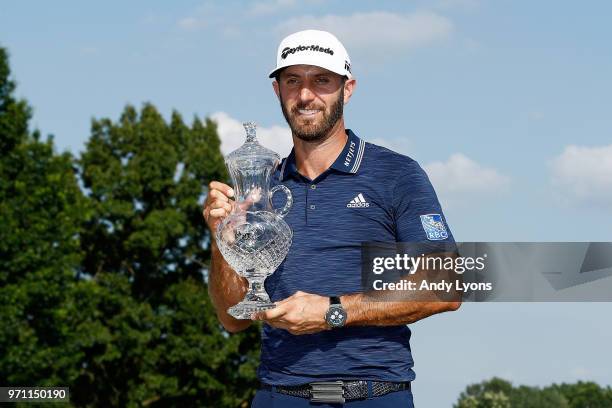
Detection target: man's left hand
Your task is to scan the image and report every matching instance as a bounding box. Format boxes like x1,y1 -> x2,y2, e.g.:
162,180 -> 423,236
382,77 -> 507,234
252,291 -> 330,335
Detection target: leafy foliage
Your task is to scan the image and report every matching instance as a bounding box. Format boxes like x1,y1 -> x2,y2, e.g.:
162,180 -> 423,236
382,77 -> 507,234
456,377 -> 612,408
0,46 -> 87,390
0,46 -> 260,407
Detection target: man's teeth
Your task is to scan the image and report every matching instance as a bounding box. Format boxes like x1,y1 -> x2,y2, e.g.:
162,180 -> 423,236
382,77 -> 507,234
299,109 -> 320,115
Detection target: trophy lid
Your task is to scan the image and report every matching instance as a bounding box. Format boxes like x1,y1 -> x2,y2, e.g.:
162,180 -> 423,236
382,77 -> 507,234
225,122 -> 280,168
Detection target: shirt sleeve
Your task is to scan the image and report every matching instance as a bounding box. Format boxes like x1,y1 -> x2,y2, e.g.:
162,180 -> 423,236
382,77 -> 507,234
392,160 -> 456,253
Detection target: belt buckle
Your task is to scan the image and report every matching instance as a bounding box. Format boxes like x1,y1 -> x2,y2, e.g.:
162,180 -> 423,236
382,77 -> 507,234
310,380 -> 345,404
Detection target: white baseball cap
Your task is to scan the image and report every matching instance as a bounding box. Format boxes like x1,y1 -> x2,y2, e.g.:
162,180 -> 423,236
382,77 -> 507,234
269,29 -> 352,79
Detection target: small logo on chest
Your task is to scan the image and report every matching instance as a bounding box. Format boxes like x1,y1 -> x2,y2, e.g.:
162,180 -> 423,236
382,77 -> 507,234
347,193 -> 369,208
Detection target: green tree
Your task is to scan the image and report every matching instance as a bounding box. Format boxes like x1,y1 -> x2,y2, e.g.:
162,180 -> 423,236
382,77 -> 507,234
1,45 -> 260,407
551,381 -> 612,408
75,103 -> 260,407
456,377 -> 612,408
0,46 -> 86,388
456,378 -> 513,408
456,391 -> 511,408
510,384 -> 568,408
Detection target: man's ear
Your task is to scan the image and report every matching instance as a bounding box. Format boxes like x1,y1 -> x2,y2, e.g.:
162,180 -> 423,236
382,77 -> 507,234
272,80 -> 280,101
343,78 -> 356,105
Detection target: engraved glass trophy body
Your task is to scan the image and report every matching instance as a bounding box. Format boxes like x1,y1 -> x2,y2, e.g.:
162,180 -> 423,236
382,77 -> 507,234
216,123 -> 293,320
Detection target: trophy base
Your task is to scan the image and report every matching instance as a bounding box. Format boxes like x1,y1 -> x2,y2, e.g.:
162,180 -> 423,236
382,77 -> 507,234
228,301 -> 276,320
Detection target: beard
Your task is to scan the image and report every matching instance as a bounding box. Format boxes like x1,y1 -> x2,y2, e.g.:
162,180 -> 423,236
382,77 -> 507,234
280,87 -> 344,143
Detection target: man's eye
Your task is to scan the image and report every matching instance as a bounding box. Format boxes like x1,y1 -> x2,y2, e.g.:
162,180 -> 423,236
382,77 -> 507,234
286,78 -> 298,85
316,77 -> 330,84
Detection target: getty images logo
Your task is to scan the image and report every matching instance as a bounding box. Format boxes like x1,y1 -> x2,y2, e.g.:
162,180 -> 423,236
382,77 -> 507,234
347,193 -> 369,208
281,44 -> 334,59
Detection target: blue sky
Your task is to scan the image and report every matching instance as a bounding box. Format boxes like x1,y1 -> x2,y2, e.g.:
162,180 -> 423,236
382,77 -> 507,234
2,1 -> 612,406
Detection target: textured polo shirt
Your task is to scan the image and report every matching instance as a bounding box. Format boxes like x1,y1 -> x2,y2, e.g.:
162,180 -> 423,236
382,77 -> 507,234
259,129 -> 455,385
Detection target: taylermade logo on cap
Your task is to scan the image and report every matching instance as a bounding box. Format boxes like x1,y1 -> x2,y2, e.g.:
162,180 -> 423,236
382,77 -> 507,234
281,44 -> 334,59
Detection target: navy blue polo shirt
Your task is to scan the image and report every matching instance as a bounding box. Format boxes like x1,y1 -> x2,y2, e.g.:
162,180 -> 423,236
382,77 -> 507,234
260,129 -> 455,385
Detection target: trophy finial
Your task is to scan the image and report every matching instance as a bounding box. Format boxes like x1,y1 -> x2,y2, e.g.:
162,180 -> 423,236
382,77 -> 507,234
243,122 -> 257,142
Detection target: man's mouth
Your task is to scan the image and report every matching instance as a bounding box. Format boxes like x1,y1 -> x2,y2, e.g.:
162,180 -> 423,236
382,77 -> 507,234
297,109 -> 321,116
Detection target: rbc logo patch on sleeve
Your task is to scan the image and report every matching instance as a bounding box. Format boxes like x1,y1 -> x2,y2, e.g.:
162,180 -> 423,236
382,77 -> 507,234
420,214 -> 448,240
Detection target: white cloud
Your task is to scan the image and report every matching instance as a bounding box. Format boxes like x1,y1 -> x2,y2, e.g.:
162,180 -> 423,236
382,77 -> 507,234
550,144 -> 612,209
276,11 -> 453,54
210,112 -> 293,158
424,153 -> 510,204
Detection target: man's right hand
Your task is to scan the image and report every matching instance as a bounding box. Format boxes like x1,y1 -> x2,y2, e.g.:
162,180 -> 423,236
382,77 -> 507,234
202,181 -> 235,234
203,181 -> 251,332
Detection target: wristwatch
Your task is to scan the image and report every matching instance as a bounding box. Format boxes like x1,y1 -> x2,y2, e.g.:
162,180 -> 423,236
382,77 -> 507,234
325,296 -> 347,328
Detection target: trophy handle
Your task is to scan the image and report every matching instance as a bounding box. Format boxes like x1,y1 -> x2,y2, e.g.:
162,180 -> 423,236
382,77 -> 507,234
270,185 -> 292,218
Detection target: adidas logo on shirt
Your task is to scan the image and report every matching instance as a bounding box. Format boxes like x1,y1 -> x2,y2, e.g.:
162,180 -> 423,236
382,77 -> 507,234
347,193 -> 370,208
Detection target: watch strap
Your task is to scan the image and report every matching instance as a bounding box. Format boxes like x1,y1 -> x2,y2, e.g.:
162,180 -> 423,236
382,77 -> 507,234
330,296 -> 341,306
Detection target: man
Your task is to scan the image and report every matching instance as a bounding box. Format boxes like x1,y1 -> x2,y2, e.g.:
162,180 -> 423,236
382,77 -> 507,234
203,30 -> 460,407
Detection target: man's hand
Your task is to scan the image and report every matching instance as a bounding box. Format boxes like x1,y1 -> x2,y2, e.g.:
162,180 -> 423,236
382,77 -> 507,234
252,291 -> 330,335
203,181 -> 250,333
202,181 -> 262,241
202,181 -> 235,233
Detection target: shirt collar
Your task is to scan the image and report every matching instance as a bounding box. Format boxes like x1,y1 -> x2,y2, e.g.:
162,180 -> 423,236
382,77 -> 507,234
280,129 -> 366,181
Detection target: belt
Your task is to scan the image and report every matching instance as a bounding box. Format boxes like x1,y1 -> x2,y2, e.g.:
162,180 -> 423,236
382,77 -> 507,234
261,380 -> 411,403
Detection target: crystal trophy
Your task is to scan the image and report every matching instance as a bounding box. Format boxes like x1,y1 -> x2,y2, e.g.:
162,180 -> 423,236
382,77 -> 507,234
216,122 -> 293,320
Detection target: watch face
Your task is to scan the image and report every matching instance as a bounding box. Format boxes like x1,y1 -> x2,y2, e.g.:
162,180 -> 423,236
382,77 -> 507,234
326,306 -> 347,328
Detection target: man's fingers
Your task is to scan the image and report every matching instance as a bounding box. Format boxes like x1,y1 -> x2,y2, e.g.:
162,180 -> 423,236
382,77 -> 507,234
206,200 -> 232,219
263,307 -> 287,320
208,189 -> 230,203
246,187 -> 262,202
203,181 -> 234,229
238,199 -> 254,212
209,208 -> 228,217
236,187 -> 263,211
210,199 -> 232,212
254,304 -> 287,321
251,298 -> 290,320
209,181 -> 234,198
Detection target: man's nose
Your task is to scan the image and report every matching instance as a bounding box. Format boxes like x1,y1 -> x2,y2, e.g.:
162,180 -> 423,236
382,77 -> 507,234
299,85 -> 316,103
